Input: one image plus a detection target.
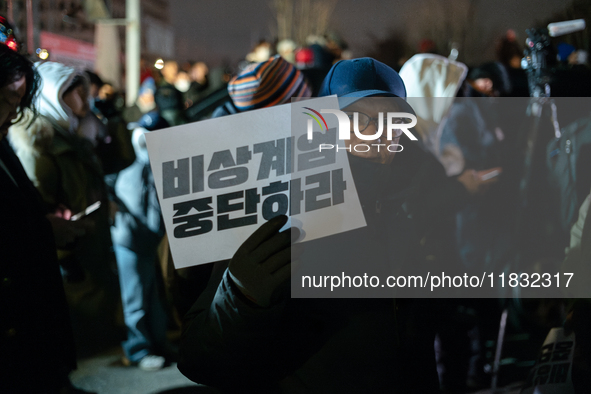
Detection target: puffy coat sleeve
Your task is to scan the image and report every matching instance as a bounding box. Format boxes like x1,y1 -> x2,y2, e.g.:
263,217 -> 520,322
178,261 -> 287,392
23,153 -> 60,208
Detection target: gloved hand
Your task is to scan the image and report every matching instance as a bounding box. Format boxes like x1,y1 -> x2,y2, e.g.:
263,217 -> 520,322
228,215 -> 299,308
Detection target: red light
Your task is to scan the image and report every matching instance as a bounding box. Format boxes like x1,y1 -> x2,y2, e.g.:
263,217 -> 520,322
7,40 -> 18,51
295,48 -> 314,68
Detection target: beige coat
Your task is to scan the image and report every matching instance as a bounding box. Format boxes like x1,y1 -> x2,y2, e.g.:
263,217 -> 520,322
9,111 -> 124,356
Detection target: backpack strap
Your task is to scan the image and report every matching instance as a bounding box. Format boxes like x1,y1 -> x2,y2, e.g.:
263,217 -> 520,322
224,101 -> 239,115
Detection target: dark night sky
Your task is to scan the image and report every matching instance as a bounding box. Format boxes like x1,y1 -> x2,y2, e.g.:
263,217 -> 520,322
170,0 -> 569,67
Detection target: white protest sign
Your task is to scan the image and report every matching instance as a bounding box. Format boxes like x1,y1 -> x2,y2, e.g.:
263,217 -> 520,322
146,96 -> 366,268
521,327 -> 576,394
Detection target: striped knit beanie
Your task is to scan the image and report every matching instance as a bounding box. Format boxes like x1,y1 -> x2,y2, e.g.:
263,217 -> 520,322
229,55 -> 311,111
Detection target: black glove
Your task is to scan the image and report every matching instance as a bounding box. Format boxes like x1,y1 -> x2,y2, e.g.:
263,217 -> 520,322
228,215 -> 298,307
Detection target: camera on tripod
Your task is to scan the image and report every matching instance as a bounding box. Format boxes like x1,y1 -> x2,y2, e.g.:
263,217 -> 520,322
521,19 -> 586,97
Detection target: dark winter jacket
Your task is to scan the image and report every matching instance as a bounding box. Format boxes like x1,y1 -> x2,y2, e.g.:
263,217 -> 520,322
178,138 -> 468,393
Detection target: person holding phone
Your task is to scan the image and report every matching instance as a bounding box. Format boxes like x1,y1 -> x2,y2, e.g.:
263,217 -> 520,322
9,60 -> 123,355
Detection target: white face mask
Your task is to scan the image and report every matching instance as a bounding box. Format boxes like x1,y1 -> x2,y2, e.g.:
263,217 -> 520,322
175,80 -> 191,92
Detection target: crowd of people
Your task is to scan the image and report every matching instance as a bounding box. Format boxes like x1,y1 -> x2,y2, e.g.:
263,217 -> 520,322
1,13 -> 591,394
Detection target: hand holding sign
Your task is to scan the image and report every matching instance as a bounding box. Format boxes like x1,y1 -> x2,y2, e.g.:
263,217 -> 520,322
228,215 -> 299,307
146,97 -> 365,268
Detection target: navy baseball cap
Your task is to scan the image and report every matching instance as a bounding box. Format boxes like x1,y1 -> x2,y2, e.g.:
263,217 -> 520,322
318,57 -> 414,113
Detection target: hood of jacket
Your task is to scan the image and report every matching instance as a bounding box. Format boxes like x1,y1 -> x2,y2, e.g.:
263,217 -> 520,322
35,61 -> 88,134
399,54 -> 468,123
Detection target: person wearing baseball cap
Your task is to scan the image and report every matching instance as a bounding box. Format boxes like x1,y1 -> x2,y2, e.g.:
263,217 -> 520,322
319,57 -> 408,99
317,57 -> 418,165
178,58 -> 444,393
319,58 -> 502,391
318,57 -> 493,194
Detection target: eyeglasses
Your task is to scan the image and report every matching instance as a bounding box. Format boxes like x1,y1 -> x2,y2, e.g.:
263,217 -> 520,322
344,111 -> 405,138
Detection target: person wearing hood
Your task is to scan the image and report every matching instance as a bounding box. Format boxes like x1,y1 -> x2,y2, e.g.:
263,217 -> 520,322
177,58 -> 470,393
9,61 -> 123,355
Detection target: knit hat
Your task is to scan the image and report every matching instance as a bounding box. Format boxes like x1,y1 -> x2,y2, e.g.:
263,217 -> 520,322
318,57 -> 413,112
228,55 -> 311,111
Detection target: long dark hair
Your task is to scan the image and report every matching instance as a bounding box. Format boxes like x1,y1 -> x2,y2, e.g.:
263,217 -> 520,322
0,43 -> 41,123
